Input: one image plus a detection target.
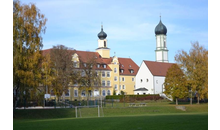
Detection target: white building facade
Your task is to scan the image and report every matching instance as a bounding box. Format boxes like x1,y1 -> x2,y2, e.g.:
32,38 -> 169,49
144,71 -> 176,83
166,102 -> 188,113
134,61 -> 174,95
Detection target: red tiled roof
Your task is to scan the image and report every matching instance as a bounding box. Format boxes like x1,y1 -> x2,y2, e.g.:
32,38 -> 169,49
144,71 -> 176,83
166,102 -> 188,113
41,49 -> 139,73
118,58 -> 139,76
74,50 -> 112,70
143,60 -> 175,76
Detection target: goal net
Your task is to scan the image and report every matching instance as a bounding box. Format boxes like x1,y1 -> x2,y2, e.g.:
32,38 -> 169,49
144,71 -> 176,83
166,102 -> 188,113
75,105 -> 104,118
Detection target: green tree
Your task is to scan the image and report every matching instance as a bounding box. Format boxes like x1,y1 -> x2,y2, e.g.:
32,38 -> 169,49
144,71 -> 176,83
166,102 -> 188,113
164,64 -> 188,105
175,42 -> 208,104
13,0 -> 47,108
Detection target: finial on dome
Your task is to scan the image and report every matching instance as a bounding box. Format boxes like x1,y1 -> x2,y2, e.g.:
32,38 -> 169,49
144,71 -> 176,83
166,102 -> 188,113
154,16 -> 167,35
98,23 -> 107,40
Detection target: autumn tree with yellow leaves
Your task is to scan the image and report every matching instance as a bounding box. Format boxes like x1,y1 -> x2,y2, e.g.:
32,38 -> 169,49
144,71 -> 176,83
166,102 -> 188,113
164,64 -> 188,105
13,0 -> 47,108
175,42 -> 208,104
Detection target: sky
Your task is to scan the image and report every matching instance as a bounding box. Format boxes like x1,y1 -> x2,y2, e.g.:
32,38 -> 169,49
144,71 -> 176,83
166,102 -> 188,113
20,0 -> 208,66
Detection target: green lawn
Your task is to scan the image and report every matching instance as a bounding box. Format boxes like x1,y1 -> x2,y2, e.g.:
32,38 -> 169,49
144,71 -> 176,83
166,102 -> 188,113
13,102 -> 208,130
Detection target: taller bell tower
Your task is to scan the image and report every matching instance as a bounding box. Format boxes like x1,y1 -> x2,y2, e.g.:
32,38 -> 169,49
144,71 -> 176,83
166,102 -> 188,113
154,16 -> 169,63
96,25 -> 110,58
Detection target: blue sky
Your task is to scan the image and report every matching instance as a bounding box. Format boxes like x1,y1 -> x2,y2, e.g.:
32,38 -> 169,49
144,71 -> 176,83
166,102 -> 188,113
21,0 -> 208,66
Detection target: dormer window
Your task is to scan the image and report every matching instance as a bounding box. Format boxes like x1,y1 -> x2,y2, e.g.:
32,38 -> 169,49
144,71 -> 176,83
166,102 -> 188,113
84,63 -> 87,67
120,69 -> 124,73
97,64 -> 100,68
130,69 -> 134,73
103,64 -> 106,68
73,61 -> 78,68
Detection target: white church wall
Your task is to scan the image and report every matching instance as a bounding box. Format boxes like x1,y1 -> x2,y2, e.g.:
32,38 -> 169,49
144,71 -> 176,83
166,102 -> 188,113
154,76 -> 165,94
135,62 -> 154,94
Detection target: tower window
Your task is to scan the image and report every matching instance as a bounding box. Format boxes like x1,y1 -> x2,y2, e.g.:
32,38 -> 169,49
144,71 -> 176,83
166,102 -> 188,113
164,40 -> 166,47
104,41 -> 106,47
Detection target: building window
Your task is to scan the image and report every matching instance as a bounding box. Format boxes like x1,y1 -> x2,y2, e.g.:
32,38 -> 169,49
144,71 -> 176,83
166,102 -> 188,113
102,80 -> 105,86
107,90 -> 111,95
65,90 -> 70,96
122,85 -> 125,89
95,71 -> 98,76
130,69 -> 134,73
134,85 -> 136,89
114,76 -> 117,81
132,77 -> 134,81
107,72 -> 110,77
97,64 -> 100,68
81,90 -> 86,97
94,81 -> 98,86
122,77 -> 125,81
50,90 -> 55,96
114,68 -> 117,73
119,85 -> 121,90
156,80 -> 158,84
102,90 -> 106,96
120,69 -> 124,73
102,71 -> 105,77
83,63 -> 87,67
94,90 -> 99,97
146,79 -> 149,82
141,79 -> 143,82
89,90 -> 92,97
114,84 -> 117,90
81,70 -> 85,76
73,61 -> 78,68
74,90 -> 78,97
107,81 -> 111,86
103,64 -> 106,68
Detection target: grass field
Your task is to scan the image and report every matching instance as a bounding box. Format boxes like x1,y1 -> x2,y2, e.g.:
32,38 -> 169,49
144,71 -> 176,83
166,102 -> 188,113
13,102 -> 208,130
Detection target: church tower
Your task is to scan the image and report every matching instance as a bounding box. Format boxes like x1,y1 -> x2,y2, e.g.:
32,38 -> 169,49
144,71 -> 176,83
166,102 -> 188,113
96,25 -> 110,58
154,16 -> 169,63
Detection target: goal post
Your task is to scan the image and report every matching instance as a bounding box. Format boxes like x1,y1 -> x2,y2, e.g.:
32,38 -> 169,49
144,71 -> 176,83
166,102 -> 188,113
75,105 -> 104,118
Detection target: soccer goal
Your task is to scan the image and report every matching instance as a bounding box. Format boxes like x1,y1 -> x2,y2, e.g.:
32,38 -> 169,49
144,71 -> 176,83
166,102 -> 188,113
75,105 -> 104,118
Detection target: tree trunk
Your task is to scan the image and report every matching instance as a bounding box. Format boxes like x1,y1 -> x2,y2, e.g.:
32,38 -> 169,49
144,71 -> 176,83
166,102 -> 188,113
176,98 -> 178,105
190,97 -> 192,105
197,96 -> 200,104
13,84 -> 19,118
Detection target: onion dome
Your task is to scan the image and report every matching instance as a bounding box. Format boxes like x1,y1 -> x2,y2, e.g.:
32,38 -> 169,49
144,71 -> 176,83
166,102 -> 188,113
155,17 -> 167,35
97,25 -> 107,40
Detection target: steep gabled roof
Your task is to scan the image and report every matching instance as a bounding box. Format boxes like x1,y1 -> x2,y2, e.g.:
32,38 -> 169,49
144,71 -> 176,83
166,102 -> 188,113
118,58 -> 139,76
143,60 -> 175,76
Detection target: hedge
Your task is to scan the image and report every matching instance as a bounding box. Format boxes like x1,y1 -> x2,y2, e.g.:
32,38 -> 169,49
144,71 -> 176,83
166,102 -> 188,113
105,94 -> 163,102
